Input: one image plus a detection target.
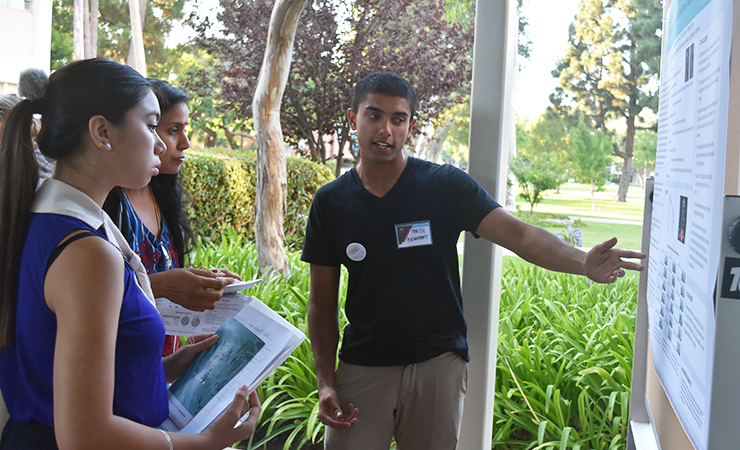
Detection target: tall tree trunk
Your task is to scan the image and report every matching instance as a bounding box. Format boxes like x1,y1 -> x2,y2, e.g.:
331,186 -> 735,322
640,163 -> 649,190
73,0 -> 85,60
252,0 -> 308,277
319,135 -> 328,164
413,132 -> 428,160
83,0 -> 91,56
414,122 -> 453,163
309,139 -> 320,162
222,121 -> 239,150
335,154 -> 343,177
86,0 -> 99,58
127,0 -> 147,76
75,0 -> 98,60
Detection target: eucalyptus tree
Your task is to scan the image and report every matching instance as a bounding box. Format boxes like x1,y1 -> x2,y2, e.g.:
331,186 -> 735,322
128,0 -> 147,74
252,0 -> 309,277
72,0 -> 98,60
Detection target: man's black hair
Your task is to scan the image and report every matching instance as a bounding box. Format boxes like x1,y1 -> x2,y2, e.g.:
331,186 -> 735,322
351,72 -> 417,118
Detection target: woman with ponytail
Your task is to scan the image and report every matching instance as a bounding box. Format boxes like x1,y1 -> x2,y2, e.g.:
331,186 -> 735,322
104,80 -> 240,357
0,58 -> 259,450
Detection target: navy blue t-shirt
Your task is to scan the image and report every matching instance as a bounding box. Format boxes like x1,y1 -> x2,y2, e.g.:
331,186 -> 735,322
302,157 -> 500,366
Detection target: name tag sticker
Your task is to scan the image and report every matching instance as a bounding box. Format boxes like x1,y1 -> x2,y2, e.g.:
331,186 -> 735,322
395,221 -> 433,249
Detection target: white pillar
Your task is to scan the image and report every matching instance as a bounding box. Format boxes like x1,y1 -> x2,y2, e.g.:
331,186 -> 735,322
459,0 -> 517,448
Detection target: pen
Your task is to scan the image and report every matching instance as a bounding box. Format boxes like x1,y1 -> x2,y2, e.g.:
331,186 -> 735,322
234,410 -> 250,428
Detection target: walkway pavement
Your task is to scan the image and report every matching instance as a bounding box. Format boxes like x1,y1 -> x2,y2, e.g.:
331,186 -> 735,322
569,215 -> 644,226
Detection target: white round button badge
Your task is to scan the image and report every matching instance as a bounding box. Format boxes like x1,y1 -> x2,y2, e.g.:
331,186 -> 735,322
346,243 -> 367,262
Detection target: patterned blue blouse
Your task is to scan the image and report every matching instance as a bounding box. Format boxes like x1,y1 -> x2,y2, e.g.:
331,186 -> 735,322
120,191 -> 180,275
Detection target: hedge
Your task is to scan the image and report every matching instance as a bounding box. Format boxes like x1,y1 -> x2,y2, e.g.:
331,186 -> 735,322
180,148 -> 334,252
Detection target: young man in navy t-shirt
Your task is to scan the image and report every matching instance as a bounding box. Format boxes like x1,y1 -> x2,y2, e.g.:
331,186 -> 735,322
301,72 -> 645,450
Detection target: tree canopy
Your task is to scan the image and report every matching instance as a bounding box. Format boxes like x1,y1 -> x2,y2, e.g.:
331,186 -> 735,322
568,115 -> 612,211
182,0 -> 474,167
551,0 -> 662,201
512,118 -> 565,214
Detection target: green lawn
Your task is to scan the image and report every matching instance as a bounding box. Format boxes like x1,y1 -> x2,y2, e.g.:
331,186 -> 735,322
541,221 -> 644,251
489,182 -> 648,263
457,183 -> 647,271
517,182 -> 647,221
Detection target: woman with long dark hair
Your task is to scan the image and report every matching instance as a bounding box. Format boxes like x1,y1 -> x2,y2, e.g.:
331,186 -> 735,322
0,59 -> 259,450
104,80 -> 239,356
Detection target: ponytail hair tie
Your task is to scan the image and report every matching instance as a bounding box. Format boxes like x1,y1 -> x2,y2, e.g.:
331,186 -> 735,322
28,98 -> 44,115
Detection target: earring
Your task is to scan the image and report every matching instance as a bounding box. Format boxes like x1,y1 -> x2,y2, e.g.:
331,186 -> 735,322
98,141 -> 110,148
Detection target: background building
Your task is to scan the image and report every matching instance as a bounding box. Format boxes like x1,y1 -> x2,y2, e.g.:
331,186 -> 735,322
0,0 -> 52,94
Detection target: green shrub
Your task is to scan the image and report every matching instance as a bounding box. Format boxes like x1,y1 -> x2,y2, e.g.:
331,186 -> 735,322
180,148 -> 333,252
284,157 -> 335,251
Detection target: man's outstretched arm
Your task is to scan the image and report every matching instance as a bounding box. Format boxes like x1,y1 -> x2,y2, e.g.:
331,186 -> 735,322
307,264 -> 359,429
475,208 -> 645,283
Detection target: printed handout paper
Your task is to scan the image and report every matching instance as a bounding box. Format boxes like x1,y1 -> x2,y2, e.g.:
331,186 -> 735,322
156,280 -> 263,336
160,296 -> 305,434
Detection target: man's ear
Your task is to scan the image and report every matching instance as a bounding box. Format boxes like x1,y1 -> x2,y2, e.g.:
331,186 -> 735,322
347,108 -> 357,130
88,115 -> 110,148
408,118 -> 417,134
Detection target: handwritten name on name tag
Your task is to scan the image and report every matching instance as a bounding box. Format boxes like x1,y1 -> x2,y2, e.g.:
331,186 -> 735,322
395,221 -> 433,249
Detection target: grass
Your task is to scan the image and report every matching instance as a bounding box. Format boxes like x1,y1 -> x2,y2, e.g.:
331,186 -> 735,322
517,183 -> 647,221
511,182 -> 647,252
541,222 -> 643,251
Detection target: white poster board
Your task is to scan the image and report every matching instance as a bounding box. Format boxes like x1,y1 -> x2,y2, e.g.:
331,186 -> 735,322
647,0 -> 732,448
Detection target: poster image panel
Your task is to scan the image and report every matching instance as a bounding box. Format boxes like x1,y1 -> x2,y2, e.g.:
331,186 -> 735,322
167,317 -> 265,427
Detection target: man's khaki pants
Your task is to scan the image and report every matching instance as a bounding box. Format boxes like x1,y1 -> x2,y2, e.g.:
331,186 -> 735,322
324,352 -> 468,450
